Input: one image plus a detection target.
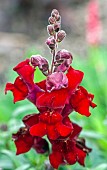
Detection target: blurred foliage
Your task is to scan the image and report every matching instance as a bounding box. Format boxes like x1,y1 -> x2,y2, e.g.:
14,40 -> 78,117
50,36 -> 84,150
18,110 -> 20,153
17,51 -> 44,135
0,46 -> 107,170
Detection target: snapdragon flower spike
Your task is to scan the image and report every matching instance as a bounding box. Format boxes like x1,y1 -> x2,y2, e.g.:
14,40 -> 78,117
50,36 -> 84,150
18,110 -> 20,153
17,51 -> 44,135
5,9 -> 96,169
49,122 -> 91,169
12,114 -> 49,155
30,111 -> 72,140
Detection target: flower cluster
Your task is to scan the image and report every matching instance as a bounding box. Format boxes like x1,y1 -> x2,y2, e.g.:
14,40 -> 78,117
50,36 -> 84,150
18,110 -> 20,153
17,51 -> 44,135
5,9 -> 96,169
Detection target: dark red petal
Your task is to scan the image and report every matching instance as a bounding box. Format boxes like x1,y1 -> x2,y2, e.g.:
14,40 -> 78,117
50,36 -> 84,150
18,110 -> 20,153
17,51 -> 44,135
65,152 -> 77,165
14,76 -> 29,94
63,116 -> 73,129
23,114 -> 39,127
55,123 -> 72,137
51,112 -> 62,124
75,99 -> 91,117
70,123 -> 82,139
66,66 -> 84,92
5,83 -> 14,94
39,112 -> 50,124
49,152 -> 64,169
13,59 -> 35,86
91,102 -> 97,108
30,123 -> 46,137
5,77 -> 28,103
47,125 -> 59,140
71,86 -> 96,116
12,130 -> 33,155
13,59 -> 30,69
36,88 -> 68,110
33,137 -> 49,154
61,104 -> 73,117
76,147 -> 86,166
36,80 -> 46,91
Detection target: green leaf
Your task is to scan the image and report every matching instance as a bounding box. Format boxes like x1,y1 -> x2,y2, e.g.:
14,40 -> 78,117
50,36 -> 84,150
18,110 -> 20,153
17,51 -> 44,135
15,164 -> 30,170
12,104 -> 37,118
92,163 -> 107,170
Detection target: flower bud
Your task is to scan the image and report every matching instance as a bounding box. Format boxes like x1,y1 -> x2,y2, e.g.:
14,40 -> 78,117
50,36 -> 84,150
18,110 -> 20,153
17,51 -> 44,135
57,30 -> 66,42
46,37 -> 55,50
46,72 -> 68,92
54,49 -> 73,72
56,49 -> 73,61
48,17 -> 55,24
31,55 -> 49,72
51,9 -> 59,17
54,23 -> 60,32
55,15 -> 61,21
47,25 -> 54,35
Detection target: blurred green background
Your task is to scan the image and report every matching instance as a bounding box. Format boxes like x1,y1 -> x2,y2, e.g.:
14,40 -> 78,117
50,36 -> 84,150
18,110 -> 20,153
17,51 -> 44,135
0,0 -> 107,170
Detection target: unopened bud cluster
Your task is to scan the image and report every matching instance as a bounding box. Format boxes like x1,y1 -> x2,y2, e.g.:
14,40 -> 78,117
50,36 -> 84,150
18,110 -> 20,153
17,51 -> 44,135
46,9 -> 66,50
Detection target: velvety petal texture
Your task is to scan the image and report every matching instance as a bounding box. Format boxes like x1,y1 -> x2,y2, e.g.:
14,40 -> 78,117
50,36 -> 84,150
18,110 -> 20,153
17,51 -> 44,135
13,59 -> 35,86
49,123 -> 91,169
30,111 -> 72,140
70,86 -> 97,116
66,67 -> 84,92
5,77 -> 28,103
12,113 -> 49,155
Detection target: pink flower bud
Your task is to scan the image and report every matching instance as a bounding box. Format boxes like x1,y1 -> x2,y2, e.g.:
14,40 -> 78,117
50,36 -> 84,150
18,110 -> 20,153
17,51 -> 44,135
46,72 -> 68,92
56,49 -> 73,60
57,30 -> 66,42
55,49 -> 73,72
31,55 -> 49,72
54,23 -> 60,32
51,9 -> 59,17
47,25 -> 54,35
48,17 -> 56,24
46,37 -> 55,50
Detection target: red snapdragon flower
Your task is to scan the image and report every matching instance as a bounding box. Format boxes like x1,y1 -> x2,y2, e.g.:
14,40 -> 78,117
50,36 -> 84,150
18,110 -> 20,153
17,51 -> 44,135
36,66 -> 84,113
12,113 -> 49,155
30,111 -> 72,140
13,59 -> 35,86
49,122 -> 91,169
5,76 -> 28,103
70,86 -> 97,116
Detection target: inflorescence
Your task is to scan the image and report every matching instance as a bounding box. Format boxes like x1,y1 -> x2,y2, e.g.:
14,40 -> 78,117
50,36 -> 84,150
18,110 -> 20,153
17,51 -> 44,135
5,9 -> 96,169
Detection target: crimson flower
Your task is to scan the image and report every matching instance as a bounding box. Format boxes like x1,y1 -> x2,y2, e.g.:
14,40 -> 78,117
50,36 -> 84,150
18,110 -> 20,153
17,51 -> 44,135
5,76 -> 28,103
70,86 -> 97,116
36,66 -> 84,113
49,122 -> 91,169
12,114 -> 49,155
13,59 -> 35,87
30,111 -> 72,140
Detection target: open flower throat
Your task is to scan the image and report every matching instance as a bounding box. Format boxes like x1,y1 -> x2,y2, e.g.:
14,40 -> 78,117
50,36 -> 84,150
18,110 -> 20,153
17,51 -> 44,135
5,9 -> 96,169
